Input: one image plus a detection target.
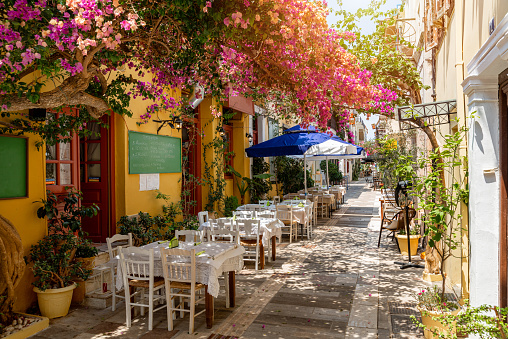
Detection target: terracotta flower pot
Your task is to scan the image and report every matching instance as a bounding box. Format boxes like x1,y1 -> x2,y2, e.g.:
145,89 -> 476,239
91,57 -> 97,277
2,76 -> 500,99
417,306 -> 460,339
395,234 -> 421,256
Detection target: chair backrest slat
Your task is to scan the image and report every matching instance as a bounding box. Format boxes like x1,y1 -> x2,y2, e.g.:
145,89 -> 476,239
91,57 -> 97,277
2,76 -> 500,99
161,248 -> 196,284
208,229 -> 240,244
118,246 -> 154,282
175,230 -> 204,243
107,233 -> 133,259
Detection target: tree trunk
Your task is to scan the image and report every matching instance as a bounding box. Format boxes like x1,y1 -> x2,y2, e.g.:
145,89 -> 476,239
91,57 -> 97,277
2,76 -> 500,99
0,215 -> 26,326
0,75 -> 109,119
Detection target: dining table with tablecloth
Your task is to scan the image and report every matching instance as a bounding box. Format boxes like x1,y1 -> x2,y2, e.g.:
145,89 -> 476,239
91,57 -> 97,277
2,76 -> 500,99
200,216 -> 283,261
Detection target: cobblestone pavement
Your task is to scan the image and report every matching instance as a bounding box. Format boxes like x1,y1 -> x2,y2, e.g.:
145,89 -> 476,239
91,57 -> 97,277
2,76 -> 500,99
30,179 -> 427,339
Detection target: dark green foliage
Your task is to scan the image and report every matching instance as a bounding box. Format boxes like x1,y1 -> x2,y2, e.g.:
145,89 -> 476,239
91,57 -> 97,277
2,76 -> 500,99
224,196 -> 239,217
117,192 -> 199,245
75,239 -> 99,258
117,212 -> 166,246
250,158 -> 272,203
30,189 -> 98,290
275,156 -> 314,195
319,160 -> 343,184
29,233 -> 90,290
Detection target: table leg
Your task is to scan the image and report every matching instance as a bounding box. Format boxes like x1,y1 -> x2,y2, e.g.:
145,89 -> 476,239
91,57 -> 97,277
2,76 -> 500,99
205,286 -> 214,328
260,241 -> 265,269
228,271 -> 236,308
271,236 -> 276,261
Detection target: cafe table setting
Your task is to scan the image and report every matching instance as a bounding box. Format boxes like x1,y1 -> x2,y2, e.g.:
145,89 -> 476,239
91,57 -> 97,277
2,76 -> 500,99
114,241 -> 244,300
199,215 -> 283,261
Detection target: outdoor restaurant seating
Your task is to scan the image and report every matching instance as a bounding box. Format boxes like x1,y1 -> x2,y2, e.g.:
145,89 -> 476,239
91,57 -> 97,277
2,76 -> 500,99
208,229 -> 240,244
160,248 -> 207,334
118,246 -> 166,331
378,207 -> 416,249
276,205 -> 297,243
316,195 -> 329,218
237,219 -> 264,270
106,233 -> 133,312
198,211 -> 209,228
175,230 -> 204,243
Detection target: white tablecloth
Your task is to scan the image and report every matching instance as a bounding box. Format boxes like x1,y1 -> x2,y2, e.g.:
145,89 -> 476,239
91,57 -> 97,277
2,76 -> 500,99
237,203 -> 310,224
115,242 -> 244,298
200,217 -> 283,247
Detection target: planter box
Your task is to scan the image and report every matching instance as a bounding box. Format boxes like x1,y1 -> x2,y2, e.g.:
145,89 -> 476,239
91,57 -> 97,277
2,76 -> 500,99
4,313 -> 49,339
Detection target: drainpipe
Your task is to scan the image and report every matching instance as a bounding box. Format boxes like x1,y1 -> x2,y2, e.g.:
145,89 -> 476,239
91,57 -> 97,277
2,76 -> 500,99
454,0 -> 469,301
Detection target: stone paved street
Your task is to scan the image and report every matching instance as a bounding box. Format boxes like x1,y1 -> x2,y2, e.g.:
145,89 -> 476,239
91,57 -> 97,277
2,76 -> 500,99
30,179 -> 428,338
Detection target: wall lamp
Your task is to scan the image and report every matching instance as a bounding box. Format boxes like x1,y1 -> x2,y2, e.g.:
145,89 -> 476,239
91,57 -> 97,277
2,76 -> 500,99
153,116 -> 183,134
245,132 -> 253,143
219,127 -> 227,141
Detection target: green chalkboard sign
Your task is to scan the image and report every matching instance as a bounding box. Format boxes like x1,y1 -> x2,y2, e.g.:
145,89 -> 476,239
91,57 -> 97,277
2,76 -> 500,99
128,131 -> 181,174
0,135 -> 28,199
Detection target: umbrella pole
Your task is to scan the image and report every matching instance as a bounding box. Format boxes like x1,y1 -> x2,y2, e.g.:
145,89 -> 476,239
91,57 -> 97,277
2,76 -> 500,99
304,154 -> 307,195
326,156 -> 330,188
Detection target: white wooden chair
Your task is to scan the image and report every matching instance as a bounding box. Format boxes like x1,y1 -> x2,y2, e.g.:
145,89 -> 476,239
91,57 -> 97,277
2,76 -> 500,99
197,211 -> 209,227
106,233 -> 133,311
217,218 -> 233,230
257,211 -> 275,218
175,230 -> 204,243
160,248 -> 206,334
304,203 -> 313,239
118,246 -> 166,331
316,195 -> 328,218
273,196 -> 281,205
275,205 -> 297,243
208,229 -> 240,244
239,219 -> 264,270
233,210 -> 254,218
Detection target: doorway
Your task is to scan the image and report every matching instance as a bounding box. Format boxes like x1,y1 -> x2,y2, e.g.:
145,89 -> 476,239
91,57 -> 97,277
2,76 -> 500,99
79,115 -> 114,242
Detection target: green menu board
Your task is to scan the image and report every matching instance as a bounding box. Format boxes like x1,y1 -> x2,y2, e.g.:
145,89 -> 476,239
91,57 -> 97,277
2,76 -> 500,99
128,131 -> 181,174
0,135 -> 28,199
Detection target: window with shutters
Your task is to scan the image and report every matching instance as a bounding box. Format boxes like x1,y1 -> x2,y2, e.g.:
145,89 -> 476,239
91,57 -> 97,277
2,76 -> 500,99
45,108 -> 80,194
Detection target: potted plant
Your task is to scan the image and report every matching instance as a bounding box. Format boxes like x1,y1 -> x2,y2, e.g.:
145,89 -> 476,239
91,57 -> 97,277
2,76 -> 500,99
29,190 -> 98,318
395,224 -> 421,256
414,286 -> 461,339
75,238 -> 99,271
423,300 -> 508,338
227,166 -> 272,204
397,123 -> 469,336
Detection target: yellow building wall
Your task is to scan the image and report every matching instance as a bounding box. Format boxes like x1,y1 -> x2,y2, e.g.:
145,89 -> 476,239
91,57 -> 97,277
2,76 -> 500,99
232,114 -> 251,204
0,130 -> 47,313
114,87 -> 183,227
198,98 -> 252,213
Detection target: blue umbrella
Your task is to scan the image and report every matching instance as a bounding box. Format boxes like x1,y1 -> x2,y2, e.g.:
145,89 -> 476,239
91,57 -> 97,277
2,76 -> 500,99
245,125 -> 356,193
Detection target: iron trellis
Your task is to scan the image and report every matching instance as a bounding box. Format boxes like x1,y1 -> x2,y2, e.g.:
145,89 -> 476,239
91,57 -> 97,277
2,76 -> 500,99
398,99 -> 457,130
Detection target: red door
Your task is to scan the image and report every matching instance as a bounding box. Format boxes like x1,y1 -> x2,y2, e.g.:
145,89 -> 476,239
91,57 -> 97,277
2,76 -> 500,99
80,117 -> 110,242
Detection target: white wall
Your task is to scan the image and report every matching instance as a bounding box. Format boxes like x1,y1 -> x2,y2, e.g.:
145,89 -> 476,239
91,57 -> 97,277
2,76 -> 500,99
462,13 -> 508,307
